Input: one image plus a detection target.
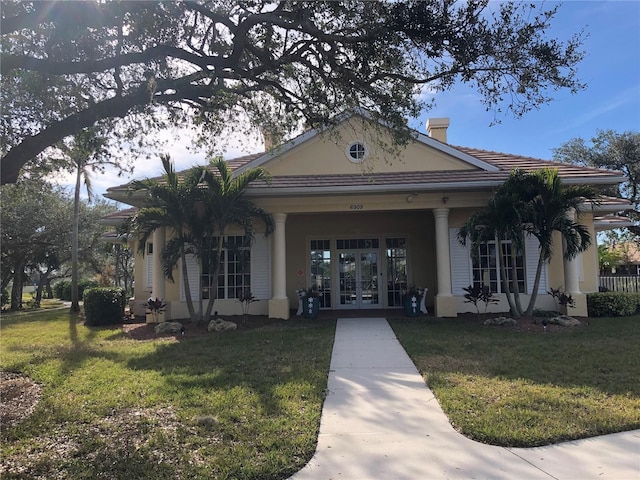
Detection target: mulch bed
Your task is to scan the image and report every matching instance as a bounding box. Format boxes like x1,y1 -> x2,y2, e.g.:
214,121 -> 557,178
121,315 -> 291,341
120,312 -> 587,341
454,312 -> 588,333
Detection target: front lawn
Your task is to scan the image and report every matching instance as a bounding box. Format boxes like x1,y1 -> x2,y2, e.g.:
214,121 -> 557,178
0,310 -> 335,479
389,315 -> 640,447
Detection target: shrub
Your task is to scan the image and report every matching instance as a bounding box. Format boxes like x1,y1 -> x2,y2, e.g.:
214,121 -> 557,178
587,292 -> 639,317
53,279 -> 99,301
1,288 -> 9,307
83,287 -> 126,326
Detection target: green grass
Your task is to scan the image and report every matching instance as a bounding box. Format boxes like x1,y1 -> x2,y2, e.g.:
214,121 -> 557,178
389,315 -> 640,447
1,310 -> 335,479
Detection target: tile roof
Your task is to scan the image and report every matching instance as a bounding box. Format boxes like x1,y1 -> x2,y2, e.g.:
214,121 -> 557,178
105,142 -> 625,199
454,146 -> 621,180
243,147 -> 624,195
98,207 -> 137,224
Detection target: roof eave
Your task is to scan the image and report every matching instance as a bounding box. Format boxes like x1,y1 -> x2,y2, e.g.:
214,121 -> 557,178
103,188 -> 149,207
245,180 -> 507,197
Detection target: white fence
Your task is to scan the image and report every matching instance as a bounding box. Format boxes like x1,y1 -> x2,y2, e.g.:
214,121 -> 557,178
599,276 -> 640,293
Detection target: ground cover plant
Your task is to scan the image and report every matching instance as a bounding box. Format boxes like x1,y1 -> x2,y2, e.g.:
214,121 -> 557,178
0,310 -> 335,479
389,315 -> 640,447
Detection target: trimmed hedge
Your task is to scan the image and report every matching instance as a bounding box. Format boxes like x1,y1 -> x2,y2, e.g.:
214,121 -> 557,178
83,287 -> 126,326
587,292 -> 640,317
53,279 -> 99,301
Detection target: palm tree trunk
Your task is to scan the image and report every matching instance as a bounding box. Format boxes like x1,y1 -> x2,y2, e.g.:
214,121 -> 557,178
70,166 -> 81,313
525,253 -> 546,315
204,242 -> 223,322
499,259 -> 520,318
180,245 -> 198,323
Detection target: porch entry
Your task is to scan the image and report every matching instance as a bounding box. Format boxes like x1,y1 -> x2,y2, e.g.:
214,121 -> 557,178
310,237 -> 408,310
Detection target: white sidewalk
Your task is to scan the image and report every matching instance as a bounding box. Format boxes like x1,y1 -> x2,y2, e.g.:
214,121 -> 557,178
290,318 -> 640,479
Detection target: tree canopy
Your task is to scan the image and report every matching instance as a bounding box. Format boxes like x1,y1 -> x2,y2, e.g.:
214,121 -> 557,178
552,130 -> 640,239
1,0 -> 585,183
0,177 -> 117,310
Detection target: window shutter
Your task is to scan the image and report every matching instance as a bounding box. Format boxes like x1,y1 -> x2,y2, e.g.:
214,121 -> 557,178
145,243 -> 153,289
180,253 -> 200,301
524,234 -> 547,294
450,228 -> 472,295
251,235 -> 271,299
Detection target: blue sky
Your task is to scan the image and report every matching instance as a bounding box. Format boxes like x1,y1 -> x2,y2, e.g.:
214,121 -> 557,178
411,0 -> 640,159
79,0 -> 639,200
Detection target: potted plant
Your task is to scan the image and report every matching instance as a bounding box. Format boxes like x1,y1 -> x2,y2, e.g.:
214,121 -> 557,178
303,286 -> 320,319
144,297 -> 167,324
402,286 -> 422,317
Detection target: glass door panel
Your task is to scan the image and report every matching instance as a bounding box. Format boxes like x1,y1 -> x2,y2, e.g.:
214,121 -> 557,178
338,251 -> 380,308
360,252 -> 379,306
339,252 -> 357,307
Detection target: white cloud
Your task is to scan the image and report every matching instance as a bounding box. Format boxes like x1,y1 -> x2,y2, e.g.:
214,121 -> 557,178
54,124 -> 264,203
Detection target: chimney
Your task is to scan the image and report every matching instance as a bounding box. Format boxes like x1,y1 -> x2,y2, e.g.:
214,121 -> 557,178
261,127 -> 281,151
426,118 -> 450,143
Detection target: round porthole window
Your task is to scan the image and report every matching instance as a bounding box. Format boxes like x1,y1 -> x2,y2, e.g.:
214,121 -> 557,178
346,142 -> 367,163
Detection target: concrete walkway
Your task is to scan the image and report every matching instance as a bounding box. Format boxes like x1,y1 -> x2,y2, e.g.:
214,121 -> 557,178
290,318 -> 640,479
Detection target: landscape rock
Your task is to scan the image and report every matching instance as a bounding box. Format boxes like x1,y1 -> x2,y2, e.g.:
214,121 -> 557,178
483,316 -> 518,327
195,415 -> 219,427
547,315 -> 581,327
154,321 -> 183,334
207,318 -> 237,332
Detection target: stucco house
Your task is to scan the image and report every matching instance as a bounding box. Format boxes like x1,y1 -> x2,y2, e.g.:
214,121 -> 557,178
103,112 -> 629,320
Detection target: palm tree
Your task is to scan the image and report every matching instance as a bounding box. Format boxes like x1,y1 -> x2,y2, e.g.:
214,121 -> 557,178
130,155 -> 204,323
192,158 -> 274,322
460,168 -> 599,318
458,174 -> 527,317
519,168 -> 598,315
59,129 -> 123,312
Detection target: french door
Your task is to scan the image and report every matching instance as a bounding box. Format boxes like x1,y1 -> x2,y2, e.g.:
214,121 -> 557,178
338,250 -> 381,308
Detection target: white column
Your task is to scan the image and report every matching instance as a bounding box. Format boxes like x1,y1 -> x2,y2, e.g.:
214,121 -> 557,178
564,252 -> 581,294
433,208 -> 452,296
433,208 -> 457,317
269,213 -> 290,319
563,210 -> 581,294
152,227 -> 166,300
272,213 -> 287,299
562,209 -> 588,316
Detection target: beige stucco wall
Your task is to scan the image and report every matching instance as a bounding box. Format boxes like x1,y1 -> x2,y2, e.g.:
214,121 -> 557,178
580,214 -> 599,293
537,213 -> 599,295
266,118 -> 477,177
132,243 -> 152,301
283,210 -> 437,310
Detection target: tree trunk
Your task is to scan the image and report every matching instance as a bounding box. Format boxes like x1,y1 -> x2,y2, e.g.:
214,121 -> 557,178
180,245 -> 198,323
70,166 -> 81,313
114,244 -> 121,287
35,272 -> 45,307
45,278 -> 54,299
525,253 -> 546,316
204,241 -> 224,323
10,259 -> 25,310
499,258 -> 520,318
